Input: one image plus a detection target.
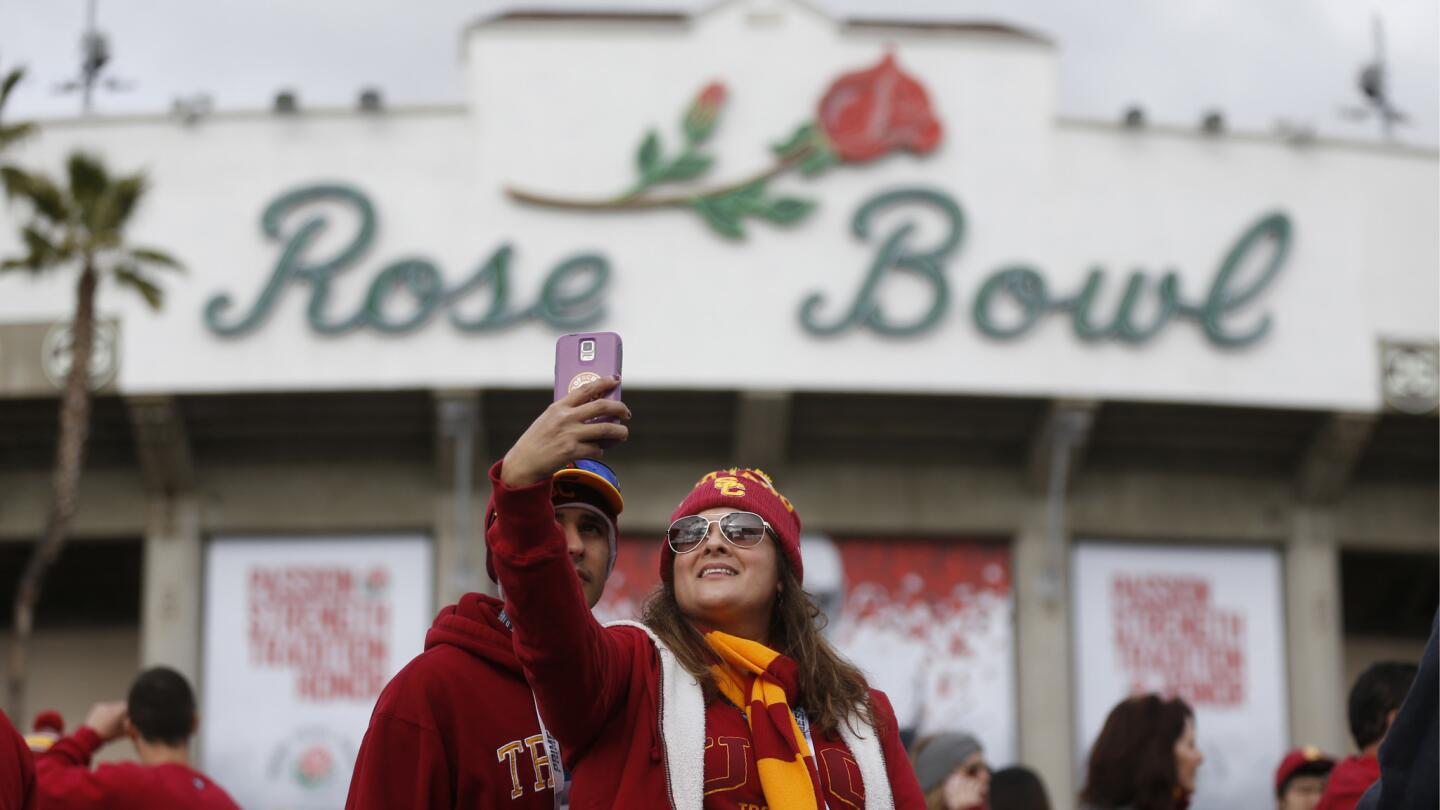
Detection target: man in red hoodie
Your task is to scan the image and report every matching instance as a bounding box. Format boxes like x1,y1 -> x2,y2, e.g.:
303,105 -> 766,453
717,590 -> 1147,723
34,667 -> 240,809
1316,661 -> 1419,810
345,458 -> 624,809
1,711 -> 35,810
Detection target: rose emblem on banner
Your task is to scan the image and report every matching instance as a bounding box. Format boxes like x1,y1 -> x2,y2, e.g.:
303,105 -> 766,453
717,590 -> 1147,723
507,51 -> 943,239
294,744 -> 335,788
364,566 -> 388,598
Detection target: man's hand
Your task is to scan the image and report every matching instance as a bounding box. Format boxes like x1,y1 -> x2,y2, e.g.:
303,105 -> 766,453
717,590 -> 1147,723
501,377 -> 630,488
82,701 -> 128,743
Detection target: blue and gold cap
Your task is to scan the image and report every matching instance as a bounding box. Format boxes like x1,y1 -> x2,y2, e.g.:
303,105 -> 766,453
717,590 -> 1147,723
552,459 -> 624,518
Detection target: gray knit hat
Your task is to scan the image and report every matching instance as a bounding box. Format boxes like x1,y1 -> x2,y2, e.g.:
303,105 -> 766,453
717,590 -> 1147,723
910,732 -> 984,794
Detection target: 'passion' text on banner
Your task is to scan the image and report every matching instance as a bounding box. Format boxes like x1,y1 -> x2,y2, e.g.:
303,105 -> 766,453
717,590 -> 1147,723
247,566 -> 391,701
1111,573 -> 1246,706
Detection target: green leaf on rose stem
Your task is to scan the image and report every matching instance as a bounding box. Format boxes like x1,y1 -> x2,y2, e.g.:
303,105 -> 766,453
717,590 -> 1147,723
731,182 -> 766,206
798,146 -> 838,177
754,196 -> 815,226
690,197 -> 745,240
771,122 -> 815,158
636,131 -> 662,178
683,115 -> 717,146
663,153 -> 713,182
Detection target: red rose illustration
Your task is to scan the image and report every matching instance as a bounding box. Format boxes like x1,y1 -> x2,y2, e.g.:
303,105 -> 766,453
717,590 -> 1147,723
816,53 -> 942,162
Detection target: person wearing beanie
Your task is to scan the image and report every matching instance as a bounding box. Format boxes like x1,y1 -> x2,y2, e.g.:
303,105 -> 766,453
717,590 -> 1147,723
346,453 -> 624,809
1275,747 -> 1335,810
909,732 -> 990,810
25,711 -> 64,754
487,376 -> 926,809
34,667 -> 241,809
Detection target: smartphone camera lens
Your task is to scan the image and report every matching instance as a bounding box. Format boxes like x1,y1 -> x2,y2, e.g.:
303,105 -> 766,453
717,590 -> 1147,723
580,339 -> 596,362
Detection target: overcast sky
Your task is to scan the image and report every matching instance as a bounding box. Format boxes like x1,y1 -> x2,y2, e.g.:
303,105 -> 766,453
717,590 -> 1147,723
1,0 -> 1436,146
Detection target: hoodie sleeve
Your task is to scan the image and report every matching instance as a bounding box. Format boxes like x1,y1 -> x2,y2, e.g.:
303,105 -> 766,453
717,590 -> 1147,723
32,728 -> 110,807
1,711 -> 34,810
345,712 -> 450,810
486,460 -> 638,758
871,690 -> 927,809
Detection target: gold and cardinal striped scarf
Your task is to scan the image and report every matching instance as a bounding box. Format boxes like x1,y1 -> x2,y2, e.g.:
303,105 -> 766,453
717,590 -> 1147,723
704,631 -> 823,810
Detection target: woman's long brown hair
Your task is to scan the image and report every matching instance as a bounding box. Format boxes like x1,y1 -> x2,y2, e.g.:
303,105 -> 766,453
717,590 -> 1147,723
640,554 -> 877,736
1078,693 -> 1192,810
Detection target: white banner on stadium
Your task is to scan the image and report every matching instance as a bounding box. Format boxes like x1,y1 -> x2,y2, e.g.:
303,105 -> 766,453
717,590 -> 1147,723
1071,542 -> 1288,810
201,536 -> 433,809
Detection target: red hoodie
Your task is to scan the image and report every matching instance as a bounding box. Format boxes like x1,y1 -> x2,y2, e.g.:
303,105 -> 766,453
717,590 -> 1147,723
1,711 -> 33,810
1314,754 -> 1380,810
487,461 -> 926,810
345,592 -> 562,809
32,727 -> 238,810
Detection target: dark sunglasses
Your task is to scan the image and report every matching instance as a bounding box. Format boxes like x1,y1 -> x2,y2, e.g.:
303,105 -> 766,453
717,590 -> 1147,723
666,511 -> 772,554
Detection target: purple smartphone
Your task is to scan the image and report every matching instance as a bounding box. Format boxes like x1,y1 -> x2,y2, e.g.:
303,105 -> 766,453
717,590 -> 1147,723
555,331 -> 623,409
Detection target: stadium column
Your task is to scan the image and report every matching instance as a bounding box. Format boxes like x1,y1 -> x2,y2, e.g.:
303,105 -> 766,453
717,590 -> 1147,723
126,395 -> 203,683
734,390 -> 792,473
1015,399 -> 1096,802
1287,412 -> 1376,754
434,390 -> 493,609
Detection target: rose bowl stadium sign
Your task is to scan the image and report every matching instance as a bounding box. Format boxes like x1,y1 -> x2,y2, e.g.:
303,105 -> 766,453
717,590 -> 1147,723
205,52 -> 1292,349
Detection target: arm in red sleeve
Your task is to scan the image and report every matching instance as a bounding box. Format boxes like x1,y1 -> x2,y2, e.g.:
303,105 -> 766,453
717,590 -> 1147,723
870,690 -> 926,809
1,711 -> 34,810
32,728 -> 108,808
485,460 -> 638,757
345,714 -> 450,810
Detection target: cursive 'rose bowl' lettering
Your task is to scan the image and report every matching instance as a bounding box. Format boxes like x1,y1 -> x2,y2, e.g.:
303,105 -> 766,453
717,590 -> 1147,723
972,211 -> 1292,348
204,184 -> 610,337
800,188 -> 963,337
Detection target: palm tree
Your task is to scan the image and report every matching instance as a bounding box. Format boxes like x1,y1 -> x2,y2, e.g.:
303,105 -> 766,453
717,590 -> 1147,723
1,151 -> 183,719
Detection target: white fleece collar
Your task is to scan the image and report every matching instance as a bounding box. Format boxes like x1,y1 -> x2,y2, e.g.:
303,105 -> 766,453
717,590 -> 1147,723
604,620 -> 894,810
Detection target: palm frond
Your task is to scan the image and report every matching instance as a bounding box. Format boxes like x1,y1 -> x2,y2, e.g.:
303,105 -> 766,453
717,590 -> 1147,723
0,255 -> 37,273
0,122 -> 35,152
113,264 -> 164,310
0,67 -> 24,112
92,172 -> 146,239
68,153 -> 109,227
129,246 -> 183,272
0,166 -> 69,224
19,225 -> 62,269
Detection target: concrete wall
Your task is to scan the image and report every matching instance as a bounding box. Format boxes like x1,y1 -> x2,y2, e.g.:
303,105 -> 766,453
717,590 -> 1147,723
0,628 -> 140,765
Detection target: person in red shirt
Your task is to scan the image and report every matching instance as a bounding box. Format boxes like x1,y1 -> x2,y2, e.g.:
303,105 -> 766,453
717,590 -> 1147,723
34,666 -> 240,810
489,377 -> 926,809
345,457 -> 625,809
1275,746 -> 1335,810
1316,661 -> 1418,810
1,710 -> 35,810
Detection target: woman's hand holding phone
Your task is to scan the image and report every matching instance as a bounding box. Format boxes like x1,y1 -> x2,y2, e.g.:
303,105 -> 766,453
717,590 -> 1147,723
500,377 -> 630,489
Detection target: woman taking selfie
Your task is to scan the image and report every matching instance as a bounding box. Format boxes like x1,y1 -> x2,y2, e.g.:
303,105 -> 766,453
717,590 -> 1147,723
1078,694 -> 1204,810
488,378 -> 924,808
